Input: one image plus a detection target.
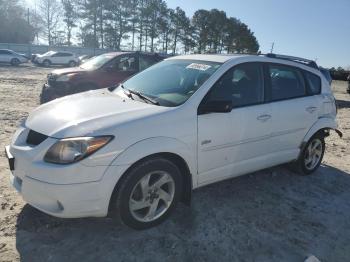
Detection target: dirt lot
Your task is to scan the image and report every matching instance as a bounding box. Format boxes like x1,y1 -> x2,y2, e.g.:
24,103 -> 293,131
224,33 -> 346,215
0,64 -> 349,262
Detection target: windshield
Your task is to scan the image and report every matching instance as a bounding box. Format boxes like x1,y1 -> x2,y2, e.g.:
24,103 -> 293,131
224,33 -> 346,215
118,59 -> 222,107
80,53 -> 115,70
43,51 -> 55,56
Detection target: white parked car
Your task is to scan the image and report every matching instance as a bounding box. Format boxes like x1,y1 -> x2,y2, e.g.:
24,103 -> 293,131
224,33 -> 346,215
34,51 -> 79,67
5,53 -> 342,229
0,49 -> 29,66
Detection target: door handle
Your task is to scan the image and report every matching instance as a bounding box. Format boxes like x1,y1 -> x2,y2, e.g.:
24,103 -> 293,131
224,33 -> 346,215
257,114 -> 271,122
306,106 -> 317,113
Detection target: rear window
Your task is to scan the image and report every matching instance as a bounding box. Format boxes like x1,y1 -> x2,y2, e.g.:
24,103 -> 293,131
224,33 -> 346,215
305,72 -> 321,95
268,64 -> 306,101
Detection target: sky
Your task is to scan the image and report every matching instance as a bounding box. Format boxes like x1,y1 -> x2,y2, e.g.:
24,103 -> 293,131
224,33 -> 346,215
167,0 -> 350,68
25,0 -> 349,68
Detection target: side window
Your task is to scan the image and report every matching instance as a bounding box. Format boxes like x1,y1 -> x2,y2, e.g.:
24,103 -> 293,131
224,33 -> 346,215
207,63 -> 264,108
139,55 -> 157,71
305,71 -> 321,95
115,56 -> 137,71
0,50 -> 11,55
52,52 -> 60,57
268,64 -> 306,101
60,52 -> 72,57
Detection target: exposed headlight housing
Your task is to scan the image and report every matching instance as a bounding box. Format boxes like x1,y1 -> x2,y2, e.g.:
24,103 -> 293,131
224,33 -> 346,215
56,73 -> 77,82
44,136 -> 113,164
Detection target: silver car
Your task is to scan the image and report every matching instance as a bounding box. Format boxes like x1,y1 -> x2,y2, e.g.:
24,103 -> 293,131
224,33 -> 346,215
0,49 -> 28,66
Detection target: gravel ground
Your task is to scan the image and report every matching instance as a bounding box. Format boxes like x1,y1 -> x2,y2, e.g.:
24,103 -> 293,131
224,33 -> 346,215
0,64 -> 349,262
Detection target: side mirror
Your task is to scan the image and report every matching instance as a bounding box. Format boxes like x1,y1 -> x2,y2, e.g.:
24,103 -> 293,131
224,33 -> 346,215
198,100 -> 232,115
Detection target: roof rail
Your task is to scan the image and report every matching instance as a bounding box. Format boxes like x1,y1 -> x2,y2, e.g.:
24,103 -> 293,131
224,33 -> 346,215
264,53 -> 319,69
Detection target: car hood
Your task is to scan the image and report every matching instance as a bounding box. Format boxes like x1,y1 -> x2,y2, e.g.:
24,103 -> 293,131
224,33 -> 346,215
51,67 -> 87,75
25,90 -> 168,138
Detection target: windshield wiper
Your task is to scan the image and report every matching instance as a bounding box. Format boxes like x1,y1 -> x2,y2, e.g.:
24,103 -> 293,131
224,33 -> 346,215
120,84 -> 133,99
121,85 -> 159,105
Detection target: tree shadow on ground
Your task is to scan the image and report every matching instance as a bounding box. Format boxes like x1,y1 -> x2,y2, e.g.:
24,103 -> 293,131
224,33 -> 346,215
16,165 -> 350,262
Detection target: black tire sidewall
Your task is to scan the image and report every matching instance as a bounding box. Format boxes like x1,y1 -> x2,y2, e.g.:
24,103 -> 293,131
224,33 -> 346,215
43,60 -> 51,67
11,58 -> 19,66
115,158 -> 183,230
299,135 -> 325,175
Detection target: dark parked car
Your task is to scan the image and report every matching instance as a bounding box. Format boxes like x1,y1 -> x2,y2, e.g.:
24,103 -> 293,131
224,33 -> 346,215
40,52 -> 166,104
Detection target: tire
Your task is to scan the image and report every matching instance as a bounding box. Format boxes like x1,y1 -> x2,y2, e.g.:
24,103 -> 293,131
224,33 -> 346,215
68,60 -> 77,67
43,59 -> 51,67
110,157 -> 183,230
11,58 -> 20,66
291,134 -> 325,175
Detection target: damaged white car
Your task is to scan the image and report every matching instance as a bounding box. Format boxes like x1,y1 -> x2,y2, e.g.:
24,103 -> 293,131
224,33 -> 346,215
5,53 -> 342,229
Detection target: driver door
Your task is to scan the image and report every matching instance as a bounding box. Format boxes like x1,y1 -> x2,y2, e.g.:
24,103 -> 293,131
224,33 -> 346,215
197,62 -> 273,185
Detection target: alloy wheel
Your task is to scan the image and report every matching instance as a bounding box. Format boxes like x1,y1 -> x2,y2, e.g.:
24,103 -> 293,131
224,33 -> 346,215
129,171 -> 175,223
304,138 -> 323,170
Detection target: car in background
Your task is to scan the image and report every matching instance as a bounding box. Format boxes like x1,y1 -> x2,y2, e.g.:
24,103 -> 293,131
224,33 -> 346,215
33,51 -> 79,67
319,67 -> 332,85
78,54 -> 94,64
0,49 -> 29,66
40,52 -> 166,104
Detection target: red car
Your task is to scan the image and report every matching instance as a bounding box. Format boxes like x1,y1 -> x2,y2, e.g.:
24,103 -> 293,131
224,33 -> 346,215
40,52 -> 165,103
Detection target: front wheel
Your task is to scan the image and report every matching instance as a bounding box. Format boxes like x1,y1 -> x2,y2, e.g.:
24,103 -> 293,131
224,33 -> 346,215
68,60 -> 77,67
111,158 -> 183,230
43,59 -> 51,67
11,58 -> 20,66
291,134 -> 325,175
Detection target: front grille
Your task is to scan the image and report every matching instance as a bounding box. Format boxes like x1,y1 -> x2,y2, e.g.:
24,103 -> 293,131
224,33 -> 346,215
26,130 -> 48,146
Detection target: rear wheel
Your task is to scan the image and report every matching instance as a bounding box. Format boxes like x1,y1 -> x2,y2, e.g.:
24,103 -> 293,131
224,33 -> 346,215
11,58 -> 20,66
110,158 -> 183,230
291,134 -> 325,175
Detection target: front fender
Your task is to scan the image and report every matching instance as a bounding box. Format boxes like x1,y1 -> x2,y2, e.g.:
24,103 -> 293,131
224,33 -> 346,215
99,137 -> 197,212
303,117 -> 341,144
109,136 -> 196,176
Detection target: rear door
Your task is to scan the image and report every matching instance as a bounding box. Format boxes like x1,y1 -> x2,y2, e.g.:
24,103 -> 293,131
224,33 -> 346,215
267,63 -> 320,155
197,62 -> 273,185
60,52 -> 73,64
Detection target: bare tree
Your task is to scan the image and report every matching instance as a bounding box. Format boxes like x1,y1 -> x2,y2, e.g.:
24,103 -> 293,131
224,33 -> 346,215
39,0 -> 61,45
61,0 -> 78,46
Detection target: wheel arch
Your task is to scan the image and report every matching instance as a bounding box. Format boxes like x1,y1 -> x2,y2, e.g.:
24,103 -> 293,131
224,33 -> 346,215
302,117 -> 341,143
300,117 -> 342,153
104,137 -> 196,214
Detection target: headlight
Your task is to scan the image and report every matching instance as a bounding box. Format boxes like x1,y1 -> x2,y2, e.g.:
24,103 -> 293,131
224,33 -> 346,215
56,74 -> 76,82
44,136 -> 113,164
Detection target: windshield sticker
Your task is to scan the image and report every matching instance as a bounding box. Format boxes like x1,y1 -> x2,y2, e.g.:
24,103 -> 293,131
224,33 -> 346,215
186,63 -> 211,71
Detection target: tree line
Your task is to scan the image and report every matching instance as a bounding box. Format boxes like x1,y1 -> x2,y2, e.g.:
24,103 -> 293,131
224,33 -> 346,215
0,0 -> 259,55
330,67 -> 350,81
